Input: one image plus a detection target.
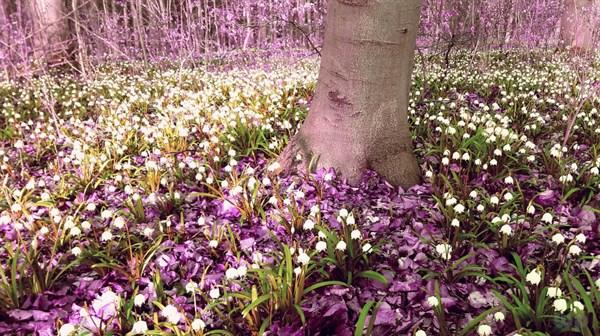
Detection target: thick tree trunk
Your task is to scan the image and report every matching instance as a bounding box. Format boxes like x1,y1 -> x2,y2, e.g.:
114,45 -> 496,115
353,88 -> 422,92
280,0 -> 422,189
560,0 -> 596,50
28,0 -> 71,67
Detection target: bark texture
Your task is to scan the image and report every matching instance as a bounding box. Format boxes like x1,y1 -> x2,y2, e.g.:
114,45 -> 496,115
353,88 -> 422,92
28,0 -> 71,67
280,0 -> 422,189
560,0 -> 596,50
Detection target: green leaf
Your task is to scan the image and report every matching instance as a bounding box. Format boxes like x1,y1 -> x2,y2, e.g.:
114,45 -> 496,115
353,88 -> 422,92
304,280 -> 348,294
570,275 -> 599,332
204,330 -> 235,336
258,318 -> 270,336
293,304 -> 306,325
357,271 -> 388,285
511,252 -> 525,276
241,293 -> 271,317
355,300 -> 375,336
457,306 -> 500,336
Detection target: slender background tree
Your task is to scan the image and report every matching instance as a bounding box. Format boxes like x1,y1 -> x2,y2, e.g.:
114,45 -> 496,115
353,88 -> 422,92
1,0 -> 598,77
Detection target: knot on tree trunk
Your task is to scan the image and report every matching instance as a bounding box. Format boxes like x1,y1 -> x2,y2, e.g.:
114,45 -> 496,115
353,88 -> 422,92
337,0 -> 371,6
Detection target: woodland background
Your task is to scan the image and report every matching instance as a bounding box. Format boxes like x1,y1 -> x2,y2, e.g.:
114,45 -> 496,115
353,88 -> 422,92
0,0 -> 596,77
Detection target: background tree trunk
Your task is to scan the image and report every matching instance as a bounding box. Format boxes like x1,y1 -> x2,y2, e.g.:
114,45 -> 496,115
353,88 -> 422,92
28,0 -> 71,68
560,0 -> 596,50
280,0 -> 422,189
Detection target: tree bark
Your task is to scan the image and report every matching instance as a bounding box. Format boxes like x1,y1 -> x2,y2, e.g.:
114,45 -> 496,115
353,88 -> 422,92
560,0 -> 596,51
28,0 -> 71,68
279,0 -> 422,189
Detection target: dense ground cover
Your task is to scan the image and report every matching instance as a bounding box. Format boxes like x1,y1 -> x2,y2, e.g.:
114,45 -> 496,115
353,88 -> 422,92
0,51 -> 599,336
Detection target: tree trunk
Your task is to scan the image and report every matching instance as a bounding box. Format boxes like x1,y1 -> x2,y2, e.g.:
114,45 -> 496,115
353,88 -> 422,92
279,0 -> 422,189
560,0 -> 596,50
28,0 -> 71,68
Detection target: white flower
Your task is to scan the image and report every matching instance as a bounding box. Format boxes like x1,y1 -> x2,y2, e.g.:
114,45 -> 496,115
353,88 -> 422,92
92,289 -> 120,318
10,203 -> 22,213
526,269 -> 542,285
191,319 -> 206,331
186,281 -> 198,293
70,226 -> 81,237
553,298 -> 568,313
267,161 -> 281,172
71,246 -> 82,256
477,324 -> 492,336
499,224 -> 512,236
209,240 -> 219,248
225,268 -> 239,280
568,245 -> 582,256
493,311 -> 505,322
297,251 -> 310,265
113,216 -> 126,229
339,208 -> 349,218
541,213 -> 553,223
59,323 -> 76,336
504,176 -> 514,184
572,300 -> 584,312
442,157 -> 450,165
476,204 -> 485,212
303,219 -> 315,231
209,287 -> 220,299
101,209 -> 113,219
450,218 -> 460,227
469,190 -> 478,199
435,243 -> 453,260
130,320 -> 148,334
351,230 -> 361,240
316,241 -> 327,252
346,213 -> 356,225
336,241 -> 347,251
134,294 -> 146,307
427,296 -> 439,307
490,196 -> 499,205
454,204 -> 465,213
161,304 -> 182,324
551,233 -> 565,245
143,227 -> 154,238
415,330 -> 427,336
362,243 -> 373,254
81,221 -> 91,231
527,205 -> 536,214
310,205 -> 320,215
547,287 -> 562,298
100,230 -> 113,242
575,233 -> 586,244
503,192 -> 513,201
86,203 -> 96,212
445,197 -> 457,206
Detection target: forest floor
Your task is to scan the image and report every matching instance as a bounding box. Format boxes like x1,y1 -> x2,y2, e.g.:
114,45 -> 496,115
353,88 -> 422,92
0,51 -> 599,336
